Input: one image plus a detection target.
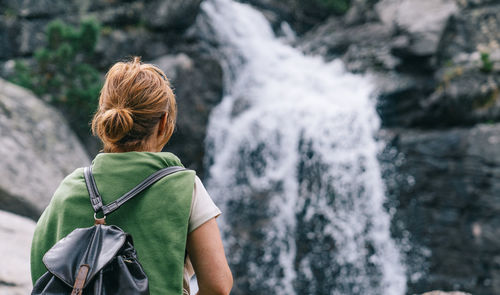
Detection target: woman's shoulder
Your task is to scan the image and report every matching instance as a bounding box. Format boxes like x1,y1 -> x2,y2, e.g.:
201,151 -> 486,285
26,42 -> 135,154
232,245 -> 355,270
155,152 -> 184,167
61,167 -> 86,187
50,167 -> 87,203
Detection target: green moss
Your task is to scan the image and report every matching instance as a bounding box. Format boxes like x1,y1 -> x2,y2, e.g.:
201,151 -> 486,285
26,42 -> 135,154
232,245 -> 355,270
9,61 -> 34,91
316,0 -> 351,14
480,52 -> 494,73
10,18 -> 103,141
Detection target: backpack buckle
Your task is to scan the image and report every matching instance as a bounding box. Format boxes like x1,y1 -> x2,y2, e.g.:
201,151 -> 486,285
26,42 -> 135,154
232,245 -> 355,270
94,212 -> 106,225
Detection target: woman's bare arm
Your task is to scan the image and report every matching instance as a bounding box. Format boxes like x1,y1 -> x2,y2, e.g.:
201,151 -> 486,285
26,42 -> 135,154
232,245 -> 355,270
187,218 -> 233,295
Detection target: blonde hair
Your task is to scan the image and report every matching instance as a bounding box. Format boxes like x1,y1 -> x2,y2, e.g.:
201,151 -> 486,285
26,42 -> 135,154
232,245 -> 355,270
91,57 -> 176,152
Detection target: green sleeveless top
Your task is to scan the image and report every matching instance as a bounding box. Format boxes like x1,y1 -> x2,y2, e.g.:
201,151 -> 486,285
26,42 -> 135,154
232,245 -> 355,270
30,152 -> 195,295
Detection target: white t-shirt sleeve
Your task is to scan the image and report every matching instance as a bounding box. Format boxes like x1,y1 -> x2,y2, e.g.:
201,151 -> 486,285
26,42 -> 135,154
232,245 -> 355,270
188,175 -> 221,233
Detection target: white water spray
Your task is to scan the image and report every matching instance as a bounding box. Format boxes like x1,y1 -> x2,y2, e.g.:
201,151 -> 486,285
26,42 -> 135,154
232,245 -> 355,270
201,0 -> 407,294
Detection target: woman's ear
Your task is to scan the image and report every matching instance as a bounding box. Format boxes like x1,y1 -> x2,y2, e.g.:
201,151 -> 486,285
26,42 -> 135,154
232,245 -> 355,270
157,113 -> 168,136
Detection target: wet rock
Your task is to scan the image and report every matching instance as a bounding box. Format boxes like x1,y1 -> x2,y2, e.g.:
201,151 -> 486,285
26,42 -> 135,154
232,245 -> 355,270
0,210 -> 36,295
300,18 -> 395,71
374,73 -> 433,127
239,0 -> 353,34
238,0 -> 294,21
422,66 -> 500,126
456,0 -> 500,9
0,79 -> 89,219
375,54 -> 500,128
144,0 -> 203,31
382,124 -> 500,294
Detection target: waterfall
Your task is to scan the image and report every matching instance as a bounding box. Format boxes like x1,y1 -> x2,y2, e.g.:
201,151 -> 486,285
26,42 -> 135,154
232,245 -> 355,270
200,0 -> 407,294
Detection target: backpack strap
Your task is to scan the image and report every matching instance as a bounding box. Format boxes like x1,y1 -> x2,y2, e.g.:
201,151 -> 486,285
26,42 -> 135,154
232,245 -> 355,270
83,166 -> 187,217
84,166 -> 103,214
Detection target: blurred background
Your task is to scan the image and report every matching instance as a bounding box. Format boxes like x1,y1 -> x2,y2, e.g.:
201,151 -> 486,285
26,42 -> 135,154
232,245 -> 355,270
0,0 -> 499,294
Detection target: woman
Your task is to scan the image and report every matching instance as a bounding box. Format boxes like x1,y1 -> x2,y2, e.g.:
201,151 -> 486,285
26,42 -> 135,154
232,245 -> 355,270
30,57 -> 233,295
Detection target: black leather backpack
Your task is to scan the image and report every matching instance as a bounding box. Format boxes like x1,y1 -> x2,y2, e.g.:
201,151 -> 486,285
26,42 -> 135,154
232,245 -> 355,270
32,166 -> 187,295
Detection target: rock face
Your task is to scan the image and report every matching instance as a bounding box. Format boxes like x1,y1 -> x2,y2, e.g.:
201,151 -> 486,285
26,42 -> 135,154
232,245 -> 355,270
301,4 -> 500,292
89,0 -> 205,71
0,210 -> 36,294
0,0 -> 204,63
0,0 -> 205,74
381,124 -> 500,294
300,0 -> 500,128
0,79 -> 89,219
301,0 -> 460,64
238,0 -> 352,33
144,0 -> 203,30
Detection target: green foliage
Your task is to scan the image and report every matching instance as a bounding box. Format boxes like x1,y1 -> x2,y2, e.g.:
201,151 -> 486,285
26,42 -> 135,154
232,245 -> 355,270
316,0 -> 351,14
10,61 -> 33,90
2,8 -> 17,18
10,18 -> 102,140
480,52 -> 494,73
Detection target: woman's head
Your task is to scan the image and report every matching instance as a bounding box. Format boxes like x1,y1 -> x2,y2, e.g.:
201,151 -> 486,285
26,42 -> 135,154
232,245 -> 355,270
92,57 -> 176,152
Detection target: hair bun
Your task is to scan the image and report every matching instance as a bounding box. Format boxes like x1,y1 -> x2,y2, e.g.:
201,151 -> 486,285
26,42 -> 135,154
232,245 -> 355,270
91,57 -> 177,152
98,107 -> 134,144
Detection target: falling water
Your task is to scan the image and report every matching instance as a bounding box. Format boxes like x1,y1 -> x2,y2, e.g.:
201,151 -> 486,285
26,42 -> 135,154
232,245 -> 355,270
200,0 -> 407,294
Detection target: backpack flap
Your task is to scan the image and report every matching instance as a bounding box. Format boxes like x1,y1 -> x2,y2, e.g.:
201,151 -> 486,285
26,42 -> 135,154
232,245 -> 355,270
42,224 -> 127,288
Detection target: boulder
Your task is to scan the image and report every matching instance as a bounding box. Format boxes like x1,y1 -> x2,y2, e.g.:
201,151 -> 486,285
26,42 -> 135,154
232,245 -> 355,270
0,79 -> 89,219
299,18 -> 395,70
0,210 -> 36,294
375,0 -> 458,57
